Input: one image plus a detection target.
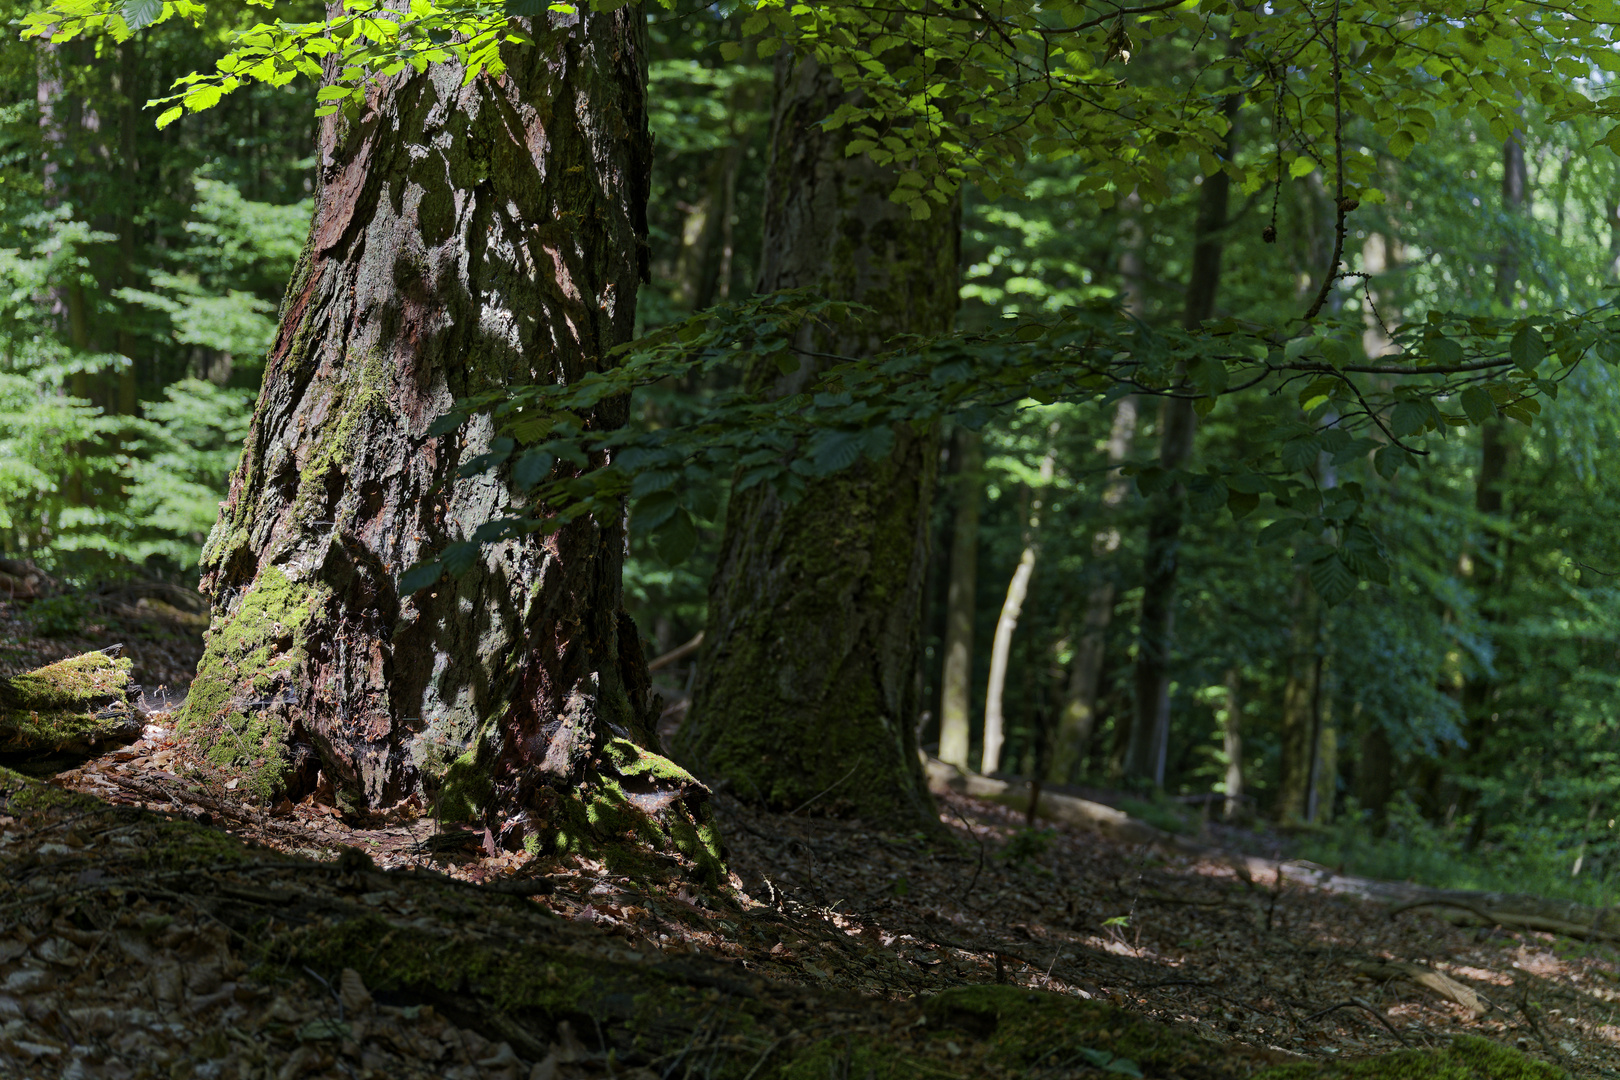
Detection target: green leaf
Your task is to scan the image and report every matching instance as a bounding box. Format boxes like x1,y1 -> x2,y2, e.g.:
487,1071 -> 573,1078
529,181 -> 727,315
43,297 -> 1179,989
1389,401 -> 1429,438
1227,474 -> 1270,494
650,508 -> 697,566
633,490 -> 680,531
1281,436 -> 1319,473
512,449 -> 554,490
441,541 -> 479,578
1227,488 -> 1260,520
397,560 -> 444,595
1427,336 -> 1464,366
472,517 -> 526,544
121,0 -> 161,30
296,1018 -> 352,1043
808,429 -> 865,474
1459,387 -> 1496,424
428,411 -> 465,437
1190,355 -> 1227,395
861,425 -> 895,462
1373,445 -> 1406,479
1256,517 -> 1304,546
1134,466 -> 1172,496
1187,475 -> 1228,514
1073,1048 -> 1143,1078
630,469 -> 679,498
1308,554 -> 1357,606
1509,326 -> 1547,372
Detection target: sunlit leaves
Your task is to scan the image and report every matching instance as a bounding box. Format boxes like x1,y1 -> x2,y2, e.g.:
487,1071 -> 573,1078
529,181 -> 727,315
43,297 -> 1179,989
405,286 -> 1612,587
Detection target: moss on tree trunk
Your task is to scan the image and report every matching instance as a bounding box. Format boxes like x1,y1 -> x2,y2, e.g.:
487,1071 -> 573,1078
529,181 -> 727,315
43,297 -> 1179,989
676,56 -> 959,826
178,9 -> 716,880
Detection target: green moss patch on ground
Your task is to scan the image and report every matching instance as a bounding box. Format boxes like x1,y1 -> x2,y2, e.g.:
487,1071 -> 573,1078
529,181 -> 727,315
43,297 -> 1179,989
0,649 -> 142,753
1253,1035 -> 1568,1079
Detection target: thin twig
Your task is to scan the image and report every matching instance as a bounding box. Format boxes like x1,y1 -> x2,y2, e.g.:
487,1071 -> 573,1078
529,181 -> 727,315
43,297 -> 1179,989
788,765 -> 860,817
1304,0 -> 1350,321
1303,998 -> 1412,1047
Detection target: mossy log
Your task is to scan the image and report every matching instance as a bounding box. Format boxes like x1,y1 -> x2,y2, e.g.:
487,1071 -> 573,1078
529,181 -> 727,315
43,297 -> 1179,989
0,647 -> 143,755
0,768 -> 1569,1080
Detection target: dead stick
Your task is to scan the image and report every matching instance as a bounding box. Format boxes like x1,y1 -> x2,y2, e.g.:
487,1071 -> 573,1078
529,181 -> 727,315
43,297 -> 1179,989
1303,998 -> 1411,1047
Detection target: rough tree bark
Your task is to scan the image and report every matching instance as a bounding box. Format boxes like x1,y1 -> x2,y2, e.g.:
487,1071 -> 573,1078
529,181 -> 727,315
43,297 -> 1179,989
937,426 -> 982,771
676,55 -> 958,824
179,9 -> 720,879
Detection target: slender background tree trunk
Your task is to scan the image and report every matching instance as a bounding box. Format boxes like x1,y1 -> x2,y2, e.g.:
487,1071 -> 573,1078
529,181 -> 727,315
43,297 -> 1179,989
1048,396 -> 1135,784
937,426 -> 982,770
1221,667 -> 1243,820
676,55 -> 958,825
1124,90 -> 1239,787
981,430 -> 1057,775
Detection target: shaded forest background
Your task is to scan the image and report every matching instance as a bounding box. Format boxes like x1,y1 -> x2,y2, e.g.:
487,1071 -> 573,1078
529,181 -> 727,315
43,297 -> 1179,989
6,1 -> 1620,904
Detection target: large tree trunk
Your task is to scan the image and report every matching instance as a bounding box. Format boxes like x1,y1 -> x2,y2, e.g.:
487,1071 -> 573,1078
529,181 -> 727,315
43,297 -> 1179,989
179,9 -> 719,878
675,56 -> 958,824
937,427 -> 982,771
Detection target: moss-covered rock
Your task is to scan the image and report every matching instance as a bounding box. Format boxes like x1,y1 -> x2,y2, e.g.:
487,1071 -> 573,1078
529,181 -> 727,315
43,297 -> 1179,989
0,648 -> 143,754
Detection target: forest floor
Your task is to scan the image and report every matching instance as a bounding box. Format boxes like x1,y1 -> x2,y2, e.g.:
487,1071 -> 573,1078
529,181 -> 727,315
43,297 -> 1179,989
3,597 -> 1620,1077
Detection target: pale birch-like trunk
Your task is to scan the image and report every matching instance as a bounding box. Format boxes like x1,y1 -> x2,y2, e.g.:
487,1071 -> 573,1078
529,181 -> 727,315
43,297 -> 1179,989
1220,668 -> 1243,820
938,427 -> 982,770
981,434 -> 1057,776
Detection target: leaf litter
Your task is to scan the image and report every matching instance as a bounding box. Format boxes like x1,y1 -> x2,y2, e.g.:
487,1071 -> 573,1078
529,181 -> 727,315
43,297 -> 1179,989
1,606 -> 1616,1078
21,713 -> 1620,1078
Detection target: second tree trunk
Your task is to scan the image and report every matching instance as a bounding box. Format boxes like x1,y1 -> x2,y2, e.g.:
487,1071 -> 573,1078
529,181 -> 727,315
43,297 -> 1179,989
676,57 -> 959,824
